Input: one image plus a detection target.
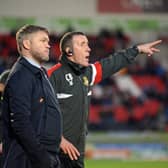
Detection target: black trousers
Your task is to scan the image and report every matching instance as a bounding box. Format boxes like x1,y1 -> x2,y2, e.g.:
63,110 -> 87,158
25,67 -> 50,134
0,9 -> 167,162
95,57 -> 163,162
2,152 -> 60,168
49,152 -> 61,168
59,153 -> 84,168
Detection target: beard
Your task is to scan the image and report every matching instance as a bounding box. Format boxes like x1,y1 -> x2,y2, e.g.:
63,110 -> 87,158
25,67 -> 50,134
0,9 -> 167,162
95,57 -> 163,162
30,49 -> 49,64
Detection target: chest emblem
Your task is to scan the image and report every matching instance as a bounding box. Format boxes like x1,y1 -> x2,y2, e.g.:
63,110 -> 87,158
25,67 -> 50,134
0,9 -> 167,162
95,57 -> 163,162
83,76 -> 89,86
65,73 -> 73,86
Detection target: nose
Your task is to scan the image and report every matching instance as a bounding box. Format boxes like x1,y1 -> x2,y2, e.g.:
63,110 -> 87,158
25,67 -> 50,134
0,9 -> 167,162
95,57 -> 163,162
47,43 -> 50,49
87,46 -> 91,52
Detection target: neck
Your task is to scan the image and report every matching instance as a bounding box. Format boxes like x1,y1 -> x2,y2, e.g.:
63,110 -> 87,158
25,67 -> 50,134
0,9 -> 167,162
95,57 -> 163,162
61,54 -> 85,75
23,55 -> 41,68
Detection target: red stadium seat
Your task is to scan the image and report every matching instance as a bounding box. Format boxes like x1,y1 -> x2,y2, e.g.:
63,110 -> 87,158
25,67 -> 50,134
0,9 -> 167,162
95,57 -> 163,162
113,105 -> 129,123
89,105 -> 101,124
144,99 -> 160,117
132,105 -> 146,121
132,75 -> 166,93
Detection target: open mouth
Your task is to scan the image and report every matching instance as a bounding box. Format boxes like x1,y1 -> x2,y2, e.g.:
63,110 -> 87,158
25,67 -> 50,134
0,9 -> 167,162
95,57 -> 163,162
45,50 -> 49,54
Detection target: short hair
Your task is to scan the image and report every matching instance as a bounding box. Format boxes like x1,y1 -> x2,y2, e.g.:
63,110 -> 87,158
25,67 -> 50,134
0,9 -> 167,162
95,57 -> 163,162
60,31 -> 85,54
16,24 -> 49,54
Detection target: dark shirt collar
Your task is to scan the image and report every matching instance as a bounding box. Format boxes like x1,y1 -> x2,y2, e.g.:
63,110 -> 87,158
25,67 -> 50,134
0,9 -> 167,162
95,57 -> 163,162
60,54 -> 86,75
18,56 -> 42,75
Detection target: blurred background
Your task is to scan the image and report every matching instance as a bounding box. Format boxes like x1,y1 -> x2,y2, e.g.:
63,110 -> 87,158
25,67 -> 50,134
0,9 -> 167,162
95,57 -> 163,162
0,0 -> 168,165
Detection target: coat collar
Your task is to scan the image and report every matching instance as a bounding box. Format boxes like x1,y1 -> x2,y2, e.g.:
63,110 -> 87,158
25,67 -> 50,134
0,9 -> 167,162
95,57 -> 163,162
18,56 -> 42,75
60,54 -> 86,75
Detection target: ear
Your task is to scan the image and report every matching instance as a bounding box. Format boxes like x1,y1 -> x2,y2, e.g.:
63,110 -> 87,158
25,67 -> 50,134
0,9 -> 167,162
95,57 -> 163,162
22,39 -> 31,50
65,47 -> 73,56
65,47 -> 70,53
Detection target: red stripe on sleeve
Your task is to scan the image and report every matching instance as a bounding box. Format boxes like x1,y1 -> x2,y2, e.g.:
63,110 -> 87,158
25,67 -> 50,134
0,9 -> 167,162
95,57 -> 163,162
94,61 -> 102,84
47,63 -> 62,77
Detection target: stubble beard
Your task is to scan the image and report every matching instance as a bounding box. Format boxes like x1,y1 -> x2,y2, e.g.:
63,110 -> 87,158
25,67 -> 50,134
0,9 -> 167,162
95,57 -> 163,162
31,50 -> 49,64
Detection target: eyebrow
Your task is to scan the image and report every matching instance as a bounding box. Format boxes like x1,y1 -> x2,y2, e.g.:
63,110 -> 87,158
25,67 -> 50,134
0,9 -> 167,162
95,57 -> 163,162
41,36 -> 50,41
81,40 -> 89,45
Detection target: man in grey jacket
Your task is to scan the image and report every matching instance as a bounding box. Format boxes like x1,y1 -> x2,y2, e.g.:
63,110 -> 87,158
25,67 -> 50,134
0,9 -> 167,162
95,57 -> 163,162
48,31 -> 161,168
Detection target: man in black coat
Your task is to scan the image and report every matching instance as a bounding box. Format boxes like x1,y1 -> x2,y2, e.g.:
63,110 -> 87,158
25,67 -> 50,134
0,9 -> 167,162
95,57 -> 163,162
2,25 -> 62,168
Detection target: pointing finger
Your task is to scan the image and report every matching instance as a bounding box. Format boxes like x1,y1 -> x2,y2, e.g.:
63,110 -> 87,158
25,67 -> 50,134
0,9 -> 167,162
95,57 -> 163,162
150,40 -> 162,47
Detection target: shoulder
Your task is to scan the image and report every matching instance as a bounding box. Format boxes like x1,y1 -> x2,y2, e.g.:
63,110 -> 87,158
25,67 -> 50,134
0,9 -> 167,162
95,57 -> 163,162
47,63 -> 62,77
85,62 -> 103,85
7,63 -> 35,89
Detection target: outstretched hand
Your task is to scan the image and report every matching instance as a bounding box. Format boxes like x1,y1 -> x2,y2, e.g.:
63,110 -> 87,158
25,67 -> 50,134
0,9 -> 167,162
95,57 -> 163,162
137,40 -> 162,57
60,136 -> 80,160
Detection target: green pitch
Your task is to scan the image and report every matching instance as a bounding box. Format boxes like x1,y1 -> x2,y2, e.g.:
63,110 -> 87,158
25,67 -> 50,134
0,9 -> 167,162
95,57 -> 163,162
85,159 -> 168,168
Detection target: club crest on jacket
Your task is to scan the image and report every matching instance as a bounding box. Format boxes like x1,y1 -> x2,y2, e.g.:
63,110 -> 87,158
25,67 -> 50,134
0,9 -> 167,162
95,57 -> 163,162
83,76 -> 89,86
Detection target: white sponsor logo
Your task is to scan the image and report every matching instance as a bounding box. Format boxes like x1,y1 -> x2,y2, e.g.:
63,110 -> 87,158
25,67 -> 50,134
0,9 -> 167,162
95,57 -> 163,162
65,73 -> 73,86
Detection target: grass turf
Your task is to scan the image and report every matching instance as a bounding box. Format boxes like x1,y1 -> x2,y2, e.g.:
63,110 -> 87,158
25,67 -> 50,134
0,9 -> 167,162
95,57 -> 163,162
85,159 -> 168,168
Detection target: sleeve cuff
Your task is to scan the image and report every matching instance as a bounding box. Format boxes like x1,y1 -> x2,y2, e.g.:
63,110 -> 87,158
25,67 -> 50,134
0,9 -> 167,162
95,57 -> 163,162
132,45 -> 140,54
